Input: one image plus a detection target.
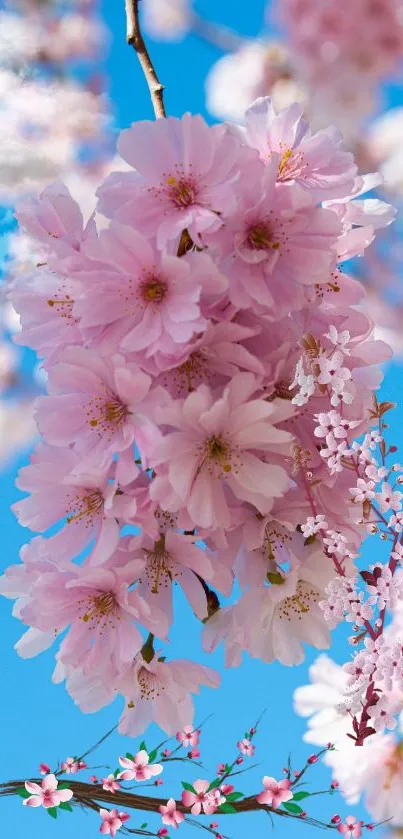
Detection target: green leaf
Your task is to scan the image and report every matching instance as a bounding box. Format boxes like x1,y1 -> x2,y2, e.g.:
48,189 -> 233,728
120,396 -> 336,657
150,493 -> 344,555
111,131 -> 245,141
57,783 -> 71,790
139,741 -> 147,753
16,788 -> 30,799
293,791 -> 310,801
148,749 -> 158,763
218,803 -> 237,814
59,802 -> 73,812
207,778 -> 221,792
47,807 -> 58,819
140,823 -> 148,829
125,752 -> 135,761
225,792 -> 243,801
282,802 -> 303,814
181,781 -> 196,793
113,768 -> 120,779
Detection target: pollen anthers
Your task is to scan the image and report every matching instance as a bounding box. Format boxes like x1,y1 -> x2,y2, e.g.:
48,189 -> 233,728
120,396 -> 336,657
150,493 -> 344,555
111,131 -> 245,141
65,489 -> 104,527
85,389 -> 128,437
151,162 -> 201,210
137,666 -> 165,700
246,219 -> 280,252
199,433 -> 238,477
142,536 -> 178,594
278,580 -> 320,621
78,589 -> 120,631
47,288 -> 75,322
277,146 -> 307,183
140,273 -> 168,304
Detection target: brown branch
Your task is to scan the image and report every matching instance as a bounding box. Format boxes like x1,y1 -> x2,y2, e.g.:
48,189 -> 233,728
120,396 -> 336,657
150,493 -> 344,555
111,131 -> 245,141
1,779 -> 337,830
125,0 -> 166,118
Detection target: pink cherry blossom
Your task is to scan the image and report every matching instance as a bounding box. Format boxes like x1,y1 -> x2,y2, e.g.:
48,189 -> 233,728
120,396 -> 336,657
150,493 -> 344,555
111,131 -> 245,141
237,738 -> 255,756
118,750 -> 163,781
151,373 -> 293,530
34,347 -> 157,469
23,773 -> 73,808
99,808 -> 130,837
116,655 -> 220,737
101,775 -> 121,793
181,779 -> 226,815
176,725 -> 200,748
256,776 -> 293,808
159,797 -> 185,829
241,97 -> 358,200
337,816 -> 364,838
100,114 -> 242,247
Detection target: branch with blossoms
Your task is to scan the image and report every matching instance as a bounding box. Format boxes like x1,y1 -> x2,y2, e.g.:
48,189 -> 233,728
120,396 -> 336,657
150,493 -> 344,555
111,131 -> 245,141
0,721 -> 375,837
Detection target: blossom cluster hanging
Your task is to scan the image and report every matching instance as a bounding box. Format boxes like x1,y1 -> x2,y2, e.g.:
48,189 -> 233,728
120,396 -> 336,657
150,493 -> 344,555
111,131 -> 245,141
0,95 -> 396,739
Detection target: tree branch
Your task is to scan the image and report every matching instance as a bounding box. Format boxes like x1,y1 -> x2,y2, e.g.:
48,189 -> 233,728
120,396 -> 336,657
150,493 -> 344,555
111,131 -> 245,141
125,0 -> 166,118
0,779 -> 337,830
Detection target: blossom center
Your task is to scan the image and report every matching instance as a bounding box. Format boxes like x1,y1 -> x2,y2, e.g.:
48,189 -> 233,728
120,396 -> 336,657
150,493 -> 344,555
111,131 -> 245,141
137,666 -> 165,700
86,391 -> 128,436
246,220 -> 280,252
277,148 -> 306,182
140,275 -> 168,303
205,435 -> 232,472
66,489 -> 104,525
47,292 -> 75,322
166,174 -> 198,208
278,580 -> 320,620
142,545 -> 176,594
81,590 -> 118,625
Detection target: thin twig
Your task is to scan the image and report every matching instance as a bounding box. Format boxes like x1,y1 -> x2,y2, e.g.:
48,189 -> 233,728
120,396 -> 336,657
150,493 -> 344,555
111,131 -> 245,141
125,0 -> 166,118
190,11 -> 246,52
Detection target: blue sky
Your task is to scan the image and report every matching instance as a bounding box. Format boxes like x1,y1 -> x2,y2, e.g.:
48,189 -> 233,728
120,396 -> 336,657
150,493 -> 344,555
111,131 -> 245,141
1,1 -> 403,837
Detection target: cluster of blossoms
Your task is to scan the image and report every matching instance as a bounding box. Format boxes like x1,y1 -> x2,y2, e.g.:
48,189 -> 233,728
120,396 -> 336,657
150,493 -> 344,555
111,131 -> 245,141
0,0 -> 114,466
0,94 -> 397,740
294,649 -> 403,829
12,722 -> 369,836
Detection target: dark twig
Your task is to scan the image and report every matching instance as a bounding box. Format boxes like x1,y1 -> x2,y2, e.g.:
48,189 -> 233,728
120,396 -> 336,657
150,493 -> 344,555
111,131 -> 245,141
125,0 -> 166,118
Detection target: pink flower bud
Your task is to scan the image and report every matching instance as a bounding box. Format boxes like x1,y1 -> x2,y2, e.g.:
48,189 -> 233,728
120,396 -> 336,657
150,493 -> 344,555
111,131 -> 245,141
366,825 -> 374,831
90,775 -> 98,783
188,748 -> 200,759
300,811 -> 307,818
155,778 -> 163,786
308,754 -> 319,764
39,763 -> 51,775
158,830 -> 168,837
235,757 -> 243,765
209,823 -> 218,829
331,780 -> 339,789
331,814 -> 341,824
162,749 -> 171,757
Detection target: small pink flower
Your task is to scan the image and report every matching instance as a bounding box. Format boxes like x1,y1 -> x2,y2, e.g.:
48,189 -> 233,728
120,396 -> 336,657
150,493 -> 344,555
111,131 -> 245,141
23,774 -> 73,809
101,774 -> 121,793
159,798 -> 185,829
39,763 -> 51,775
237,738 -> 255,756
338,816 -> 364,838
158,830 -> 169,838
61,757 -> 79,773
256,776 -> 293,809
182,780 -> 225,815
217,763 -> 226,775
155,778 -> 164,786
162,749 -> 171,758
99,808 -> 130,837
176,725 -> 200,748
90,776 -> 98,783
118,750 -> 163,782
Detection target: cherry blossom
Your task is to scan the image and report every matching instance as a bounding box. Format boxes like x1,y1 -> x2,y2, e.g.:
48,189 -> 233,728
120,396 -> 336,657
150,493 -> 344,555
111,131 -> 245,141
118,750 -> 163,781
256,776 -> 293,808
182,779 -> 225,815
101,775 -> 121,793
159,797 -> 185,828
23,774 -> 73,808
337,816 -> 364,838
176,726 -> 200,748
99,808 -> 130,837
